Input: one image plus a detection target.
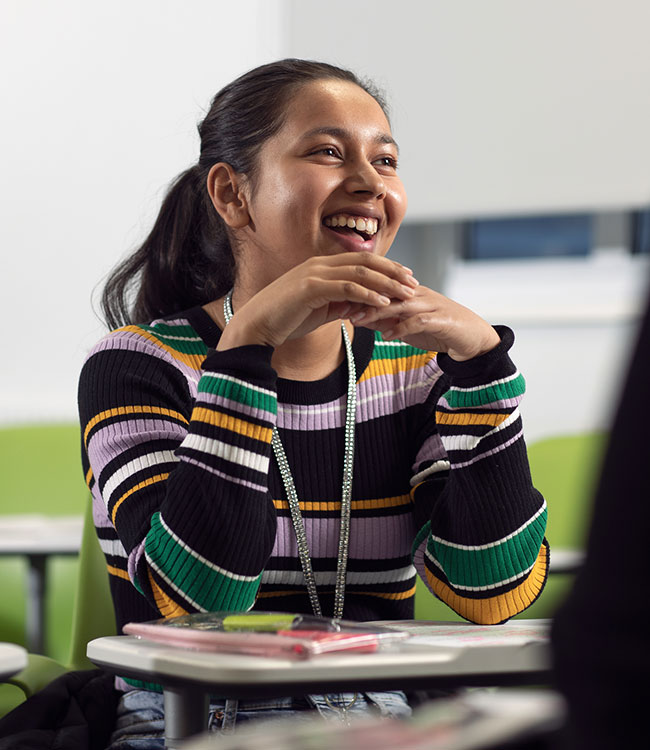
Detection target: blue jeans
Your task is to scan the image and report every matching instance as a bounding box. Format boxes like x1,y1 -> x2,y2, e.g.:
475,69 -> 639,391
107,689 -> 412,749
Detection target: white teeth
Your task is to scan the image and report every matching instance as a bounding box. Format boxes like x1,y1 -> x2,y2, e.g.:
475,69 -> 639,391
324,214 -> 379,235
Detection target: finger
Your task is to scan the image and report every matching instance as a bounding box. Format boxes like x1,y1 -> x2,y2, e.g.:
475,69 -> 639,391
319,263 -> 417,304
322,252 -> 419,289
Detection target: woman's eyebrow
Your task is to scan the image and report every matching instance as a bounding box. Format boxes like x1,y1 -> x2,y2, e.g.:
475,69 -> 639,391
300,126 -> 399,153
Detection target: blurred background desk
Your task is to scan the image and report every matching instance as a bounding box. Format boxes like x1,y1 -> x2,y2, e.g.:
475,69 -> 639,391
0,515 -> 83,653
0,644 -> 27,682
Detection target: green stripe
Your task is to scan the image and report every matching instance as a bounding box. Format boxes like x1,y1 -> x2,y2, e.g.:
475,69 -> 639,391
426,508 -> 546,588
146,513 -> 262,611
198,376 -> 277,414
134,323 -> 208,356
122,676 -> 163,692
445,373 -> 526,408
371,339 -> 428,362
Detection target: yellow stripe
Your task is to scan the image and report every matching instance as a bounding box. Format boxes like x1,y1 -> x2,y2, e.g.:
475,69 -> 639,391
272,494 -> 411,512
257,586 -> 416,601
85,467 -> 94,488
425,545 -> 548,625
359,353 -> 433,384
111,473 -> 170,524
355,586 -> 416,601
192,407 -> 273,443
107,564 -> 131,581
84,405 -> 188,447
147,569 -> 189,618
121,325 -> 206,370
435,411 -> 510,427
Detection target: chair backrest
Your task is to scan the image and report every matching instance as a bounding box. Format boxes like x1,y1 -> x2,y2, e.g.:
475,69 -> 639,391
67,498 -> 117,670
0,423 -> 89,661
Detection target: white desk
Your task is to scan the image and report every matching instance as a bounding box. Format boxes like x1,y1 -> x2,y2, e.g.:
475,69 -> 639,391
88,619 -> 551,748
0,642 -> 28,681
0,514 -> 83,653
549,548 -> 585,574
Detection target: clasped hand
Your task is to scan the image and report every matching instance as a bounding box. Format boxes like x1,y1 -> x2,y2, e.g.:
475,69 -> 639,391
218,253 -> 500,362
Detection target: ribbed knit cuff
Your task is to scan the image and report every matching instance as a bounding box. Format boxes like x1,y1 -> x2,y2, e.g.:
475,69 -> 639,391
435,325 -> 515,383
202,345 -> 277,387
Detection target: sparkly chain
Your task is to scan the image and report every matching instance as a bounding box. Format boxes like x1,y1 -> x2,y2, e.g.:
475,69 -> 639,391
222,291 -> 356,619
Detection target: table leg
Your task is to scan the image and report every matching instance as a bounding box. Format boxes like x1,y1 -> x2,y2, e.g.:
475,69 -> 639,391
163,686 -> 209,748
26,554 -> 46,654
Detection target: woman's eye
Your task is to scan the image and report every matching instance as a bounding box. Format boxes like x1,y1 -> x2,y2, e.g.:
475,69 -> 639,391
312,147 -> 341,158
374,156 -> 398,169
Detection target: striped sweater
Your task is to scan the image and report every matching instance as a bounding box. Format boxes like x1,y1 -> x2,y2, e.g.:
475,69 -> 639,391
78,306 -> 548,635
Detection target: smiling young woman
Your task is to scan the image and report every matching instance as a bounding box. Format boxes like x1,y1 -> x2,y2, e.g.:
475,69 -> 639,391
80,59 -> 549,746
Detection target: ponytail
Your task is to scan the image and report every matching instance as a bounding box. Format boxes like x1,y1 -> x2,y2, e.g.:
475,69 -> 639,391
101,165 -> 234,329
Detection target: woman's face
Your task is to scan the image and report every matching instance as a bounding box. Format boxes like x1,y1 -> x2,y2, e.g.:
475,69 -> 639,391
236,79 -> 408,280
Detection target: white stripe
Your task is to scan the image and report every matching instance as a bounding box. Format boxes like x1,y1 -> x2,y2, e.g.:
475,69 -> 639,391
181,433 -> 269,474
156,513 -> 260,582
200,372 -> 276,398
429,500 -> 547,551
374,340 -> 412,348
424,547 -> 537,591
155,334 -> 203,342
103,450 -> 178,507
410,460 -> 451,487
99,537 -> 127,558
441,409 -> 520,452
261,565 -> 416,586
445,370 -> 521,395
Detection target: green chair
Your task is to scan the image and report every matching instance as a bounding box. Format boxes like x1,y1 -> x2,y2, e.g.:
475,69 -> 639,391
414,432 -> 607,621
0,423 -> 89,660
1,497 -> 116,716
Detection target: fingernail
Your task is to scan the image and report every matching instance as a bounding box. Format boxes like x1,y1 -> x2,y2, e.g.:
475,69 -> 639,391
378,295 -> 391,305
351,311 -> 367,322
383,329 -> 395,339
401,285 -> 415,296
405,275 -> 419,287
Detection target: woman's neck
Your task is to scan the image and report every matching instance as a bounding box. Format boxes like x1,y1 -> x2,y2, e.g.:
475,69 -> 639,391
271,322 -> 351,381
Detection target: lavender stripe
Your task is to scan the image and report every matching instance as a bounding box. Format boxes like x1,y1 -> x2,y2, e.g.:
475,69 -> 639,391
92,490 -> 113,528
128,539 -> 146,584
272,513 -> 416,560
88,420 -> 187,477
412,433 -> 448,471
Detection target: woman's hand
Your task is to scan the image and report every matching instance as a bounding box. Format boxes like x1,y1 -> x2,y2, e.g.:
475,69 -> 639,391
215,252 -> 418,350
349,285 -> 501,361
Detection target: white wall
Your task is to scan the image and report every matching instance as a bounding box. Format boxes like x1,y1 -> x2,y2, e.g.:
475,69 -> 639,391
288,0 -> 650,220
0,0 -> 286,424
444,254 -> 650,442
2,0 -> 649,442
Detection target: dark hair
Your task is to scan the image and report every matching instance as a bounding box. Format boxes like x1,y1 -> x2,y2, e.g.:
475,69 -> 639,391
101,59 -> 388,329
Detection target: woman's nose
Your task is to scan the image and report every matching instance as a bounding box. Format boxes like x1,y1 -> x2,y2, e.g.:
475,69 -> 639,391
344,160 -> 386,199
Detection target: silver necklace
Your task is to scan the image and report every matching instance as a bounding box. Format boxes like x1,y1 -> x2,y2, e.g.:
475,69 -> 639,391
223,291 -> 356,619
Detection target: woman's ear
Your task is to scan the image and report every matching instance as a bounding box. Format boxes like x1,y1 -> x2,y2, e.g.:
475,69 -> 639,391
207,163 -> 251,228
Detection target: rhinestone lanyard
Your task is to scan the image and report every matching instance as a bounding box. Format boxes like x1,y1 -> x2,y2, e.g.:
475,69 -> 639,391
223,291 -> 356,619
